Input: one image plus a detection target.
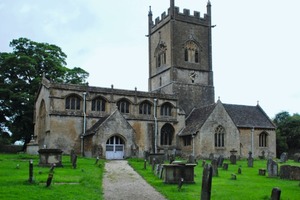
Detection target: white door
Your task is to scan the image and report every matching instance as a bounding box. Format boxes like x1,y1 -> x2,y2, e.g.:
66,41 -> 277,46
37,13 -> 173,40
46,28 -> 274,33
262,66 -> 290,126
106,136 -> 124,160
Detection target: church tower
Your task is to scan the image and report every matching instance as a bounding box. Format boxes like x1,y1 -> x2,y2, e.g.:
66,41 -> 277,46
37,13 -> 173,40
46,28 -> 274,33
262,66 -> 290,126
148,0 -> 215,114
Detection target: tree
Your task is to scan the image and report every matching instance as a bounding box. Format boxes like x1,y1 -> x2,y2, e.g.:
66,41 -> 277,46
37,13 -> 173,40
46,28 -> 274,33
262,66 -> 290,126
0,38 -> 89,145
273,111 -> 300,156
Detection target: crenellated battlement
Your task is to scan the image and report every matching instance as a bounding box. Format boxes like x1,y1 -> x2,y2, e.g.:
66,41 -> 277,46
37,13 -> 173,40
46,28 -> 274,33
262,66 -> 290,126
151,6 -> 209,31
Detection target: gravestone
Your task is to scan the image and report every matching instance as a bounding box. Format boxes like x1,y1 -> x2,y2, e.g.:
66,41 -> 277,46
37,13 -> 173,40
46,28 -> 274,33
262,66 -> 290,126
70,149 -> 75,162
280,152 -> 288,163
267,159 -> 278,177
271,187 -> 281,200
223,163 -> 228,170
95,156 -> 99,165
211,159 -> 218,177
231,173 -> 237,180
159,166 -> 164,179
247,152 -> 254,167
217,155 -> 224,168
238,167 -> 242,174
46,173 -> 53,187
177,177 -> 184,191
279,165 -> 300,180
201,163 -> 213,200
28,160 -> 33,183
229,149 -> 237,165
152,158 -> 156,171
144,159 -> 147,169
294,153 -> 300,162
72,154 -> 77,169
208,153 -> 214,160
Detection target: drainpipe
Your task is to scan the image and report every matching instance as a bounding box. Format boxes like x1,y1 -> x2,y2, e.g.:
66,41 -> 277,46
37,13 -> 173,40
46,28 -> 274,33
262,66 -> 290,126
251,127 -> 254,157
81,92 -> 87,156
154,99 -> 158,154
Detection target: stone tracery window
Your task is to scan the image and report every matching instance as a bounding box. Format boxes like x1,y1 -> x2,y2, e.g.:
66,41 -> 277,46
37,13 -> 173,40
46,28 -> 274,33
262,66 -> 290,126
215,125 -> 225,147
160,102 -> 172,116
117,99 -> 130,114
259,132 -> 268,147
92,97 -> 106,112
139,101 -> 151,115
66,95 -> 81,110
184,40 -> 199,63
160,123 -> 174,145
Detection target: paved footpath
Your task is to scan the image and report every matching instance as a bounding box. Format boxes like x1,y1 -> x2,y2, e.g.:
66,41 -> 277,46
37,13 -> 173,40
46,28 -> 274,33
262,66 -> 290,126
103,160 -> 167,200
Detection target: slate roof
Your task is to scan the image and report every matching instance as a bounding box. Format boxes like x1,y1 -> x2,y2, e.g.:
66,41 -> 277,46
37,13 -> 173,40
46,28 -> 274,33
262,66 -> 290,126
179,102 -> 275,136
223,104 -> 275,129
84,116 -> 109,136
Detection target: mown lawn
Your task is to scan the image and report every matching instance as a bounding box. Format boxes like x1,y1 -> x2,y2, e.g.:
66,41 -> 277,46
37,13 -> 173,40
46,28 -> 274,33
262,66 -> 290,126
0,154 -> 104,200
128,158 -> 300,200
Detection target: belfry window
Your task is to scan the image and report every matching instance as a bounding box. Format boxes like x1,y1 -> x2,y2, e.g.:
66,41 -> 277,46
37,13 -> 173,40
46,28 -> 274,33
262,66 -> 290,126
259,132 -> 268,147
184,40 -> 200,63
66,95 -> 81,110
215,125 -> 225,147
155,42 -> 167,67
117,99 -> 130,114
92,97 -> 106,112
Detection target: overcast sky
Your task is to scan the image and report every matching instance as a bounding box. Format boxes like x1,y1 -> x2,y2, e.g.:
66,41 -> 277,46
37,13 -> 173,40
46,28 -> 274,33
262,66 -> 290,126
1,0 -> 299,118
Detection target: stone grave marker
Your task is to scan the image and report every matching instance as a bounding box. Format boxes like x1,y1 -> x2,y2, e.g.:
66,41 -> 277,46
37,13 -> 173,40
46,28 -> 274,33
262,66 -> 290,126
211,158 -> 218,177
271,187 -> 281,200
144,159 -> 147,169
238,166 -> 242,174
279,165 -> 300,180
229,149 -> 237,164
217,155 -> 224,168
72,154 -> 77,169
95,156 -> 99,165
202,160 -> 206,167
201,163 -> 213,200
177,177 -> 184,191
222,163 -> 228,170
208,153 -> 214,160
247,151 -> 254,167
46,173 -> 53,187
159,166 -> 164,179
28,160 -> 33,183
280,152 -> 288,163
293,153 -> 300,162
267,159 -> 278,177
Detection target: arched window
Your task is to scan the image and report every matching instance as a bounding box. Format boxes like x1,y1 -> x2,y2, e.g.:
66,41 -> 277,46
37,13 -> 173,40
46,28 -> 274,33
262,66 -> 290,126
139,101 -> 152,115
117,99 -> 130,114
184,40 -> 200,63
259,132 -> 268,147
215,125 -> 225,147
160,102 -> 172,116
160,123 -> 174,145
66,95 -> 81,110
155,42 -> 167,67
92,97 -> 106,112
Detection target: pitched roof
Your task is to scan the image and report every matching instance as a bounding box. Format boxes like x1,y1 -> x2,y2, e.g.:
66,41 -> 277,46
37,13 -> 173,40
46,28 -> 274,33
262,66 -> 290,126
84,116 -> 109,136
178,103 -> 216,136
179,102 -> 275,136
223,104 -> 275,129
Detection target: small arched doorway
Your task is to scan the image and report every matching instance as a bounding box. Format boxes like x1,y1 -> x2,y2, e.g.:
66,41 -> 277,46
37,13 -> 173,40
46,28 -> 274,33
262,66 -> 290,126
106,135 -> 125,160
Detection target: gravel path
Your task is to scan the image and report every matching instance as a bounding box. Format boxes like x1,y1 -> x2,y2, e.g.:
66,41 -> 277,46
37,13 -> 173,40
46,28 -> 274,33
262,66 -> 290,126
103,160 -> 167,200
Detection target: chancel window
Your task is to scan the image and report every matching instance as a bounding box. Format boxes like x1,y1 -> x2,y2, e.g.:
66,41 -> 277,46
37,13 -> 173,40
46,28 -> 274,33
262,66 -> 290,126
160,123 -> 174,145
160,102 -> 172,116
92,97 -> 106,112
139,101 -> 151,115
66,95 -> 81,110
259,132 -> 268,147
117,99 -> 130,114
184,40 -> 199,63
215,125 -> 225,147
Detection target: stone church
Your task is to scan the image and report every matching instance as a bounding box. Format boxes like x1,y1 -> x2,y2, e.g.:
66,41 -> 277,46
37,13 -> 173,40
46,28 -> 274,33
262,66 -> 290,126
33,0 -> 276,159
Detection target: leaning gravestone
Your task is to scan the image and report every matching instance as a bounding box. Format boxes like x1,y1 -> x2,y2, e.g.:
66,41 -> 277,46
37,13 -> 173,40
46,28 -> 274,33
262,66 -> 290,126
201,163 -> 213,200
267,159 -> 278,177
271,187 -> 281,200
280,152 -> 288,163
211,159 -> 218,177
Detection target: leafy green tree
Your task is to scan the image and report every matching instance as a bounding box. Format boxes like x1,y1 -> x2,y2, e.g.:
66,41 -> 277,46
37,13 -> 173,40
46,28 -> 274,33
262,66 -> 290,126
274,111 -> 300,156
0,38 -> 89,145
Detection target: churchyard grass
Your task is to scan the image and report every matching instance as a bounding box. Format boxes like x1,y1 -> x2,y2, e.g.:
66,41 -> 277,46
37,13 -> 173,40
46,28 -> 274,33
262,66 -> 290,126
0,154 -> 104,200
128,158 -> 300,200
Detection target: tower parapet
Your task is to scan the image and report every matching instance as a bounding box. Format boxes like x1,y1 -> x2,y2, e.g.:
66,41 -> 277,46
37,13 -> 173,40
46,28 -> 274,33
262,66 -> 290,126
150,6 -> 210,33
